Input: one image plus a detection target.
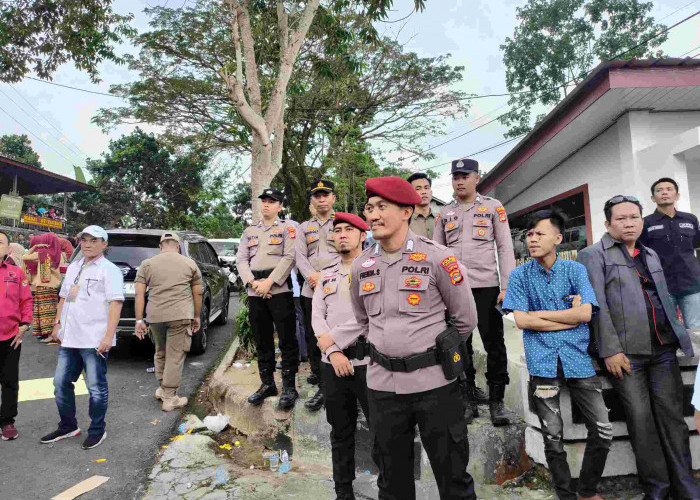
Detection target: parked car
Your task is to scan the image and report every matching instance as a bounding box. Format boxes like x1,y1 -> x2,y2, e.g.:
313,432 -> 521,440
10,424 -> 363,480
67,229 -> 230,354
209,238 -> 241,286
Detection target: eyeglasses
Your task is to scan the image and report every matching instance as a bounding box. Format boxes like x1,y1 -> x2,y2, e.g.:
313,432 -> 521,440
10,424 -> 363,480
604,195 -> 639,210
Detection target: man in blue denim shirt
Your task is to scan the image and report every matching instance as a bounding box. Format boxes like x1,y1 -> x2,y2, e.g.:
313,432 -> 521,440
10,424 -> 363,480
578,196 -> 697,499
503,210 -> 610,500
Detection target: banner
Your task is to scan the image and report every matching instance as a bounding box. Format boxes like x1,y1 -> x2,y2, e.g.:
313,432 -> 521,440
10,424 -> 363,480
0,194 -> 23,220
21,214 -> 63,229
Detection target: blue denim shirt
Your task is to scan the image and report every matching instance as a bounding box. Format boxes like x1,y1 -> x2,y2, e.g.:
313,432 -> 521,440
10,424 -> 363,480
503,258 -> 599,378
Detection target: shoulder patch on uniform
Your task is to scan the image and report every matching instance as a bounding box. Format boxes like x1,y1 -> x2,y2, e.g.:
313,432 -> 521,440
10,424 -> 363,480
287,226 -> 296,239
496,205 -> 507,222
440,256 -> 463,285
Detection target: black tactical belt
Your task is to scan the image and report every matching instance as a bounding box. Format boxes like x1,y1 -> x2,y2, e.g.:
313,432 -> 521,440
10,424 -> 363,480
252,269 -> 273,279
368,342 -> 440,372
343,338 -> 368,360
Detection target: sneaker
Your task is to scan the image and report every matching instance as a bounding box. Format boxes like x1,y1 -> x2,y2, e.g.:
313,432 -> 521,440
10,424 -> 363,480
1,424 -> 18,440
155,387 -> 165,401
40,428 -> 81,444
162,395 -> 188,412
82,432 -> 107,450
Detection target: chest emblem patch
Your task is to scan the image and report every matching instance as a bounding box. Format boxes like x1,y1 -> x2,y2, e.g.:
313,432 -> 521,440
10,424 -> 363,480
409,253 -> 427,262
477,206 -> 488,213
306,226 -> 317,232
404,276 -> 422,288
477,228 -> 487,237
269,237 -> 282,244
407,293 -> 421,306
323,287 -> 331,294
361,281 -> 375,292
446,222 -> 456,230
475,219 -> 488,226
361,258 -> 375,268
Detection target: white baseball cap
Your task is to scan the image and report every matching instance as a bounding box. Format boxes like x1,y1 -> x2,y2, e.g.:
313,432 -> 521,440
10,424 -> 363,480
78,225 -> 109,241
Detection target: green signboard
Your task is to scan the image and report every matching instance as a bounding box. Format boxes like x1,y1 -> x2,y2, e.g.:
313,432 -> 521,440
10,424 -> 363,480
0,194 -> 23,220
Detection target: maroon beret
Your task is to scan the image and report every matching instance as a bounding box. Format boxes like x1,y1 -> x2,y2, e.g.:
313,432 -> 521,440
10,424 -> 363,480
332,212 -> 369,232
365,176 -> 422,206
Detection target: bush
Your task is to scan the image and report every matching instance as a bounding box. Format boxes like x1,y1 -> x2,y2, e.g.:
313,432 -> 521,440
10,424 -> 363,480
235,292 -> 256,357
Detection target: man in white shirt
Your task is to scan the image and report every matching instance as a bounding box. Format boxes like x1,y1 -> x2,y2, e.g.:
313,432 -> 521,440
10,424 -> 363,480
40,226 -> 124,450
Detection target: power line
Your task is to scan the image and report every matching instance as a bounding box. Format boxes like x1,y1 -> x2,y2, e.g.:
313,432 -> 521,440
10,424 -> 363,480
679,45 -> 700,56
25,76 -> 123,98
8,84 -> 89,159
0,103 -> 77,165
0,86 -> 86,164
418,135 -> 525,173
391,10 -> 700,165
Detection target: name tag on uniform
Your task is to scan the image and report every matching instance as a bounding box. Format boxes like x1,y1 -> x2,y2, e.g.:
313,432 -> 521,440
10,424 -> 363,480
679,223 -> 694,230
647,225 -> 664,232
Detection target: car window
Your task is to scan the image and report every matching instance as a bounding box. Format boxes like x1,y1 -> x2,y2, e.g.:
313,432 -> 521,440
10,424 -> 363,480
202,243 -> 220,265
211,241 -> 238,256
187,242 -> 204,263
69,234 -> 161,270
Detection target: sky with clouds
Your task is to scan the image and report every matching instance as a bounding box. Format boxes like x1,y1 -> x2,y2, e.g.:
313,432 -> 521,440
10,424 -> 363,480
1,0 -> 698,202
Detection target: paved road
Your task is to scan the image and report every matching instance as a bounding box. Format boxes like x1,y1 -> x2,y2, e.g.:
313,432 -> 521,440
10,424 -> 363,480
0,295 -> 238,500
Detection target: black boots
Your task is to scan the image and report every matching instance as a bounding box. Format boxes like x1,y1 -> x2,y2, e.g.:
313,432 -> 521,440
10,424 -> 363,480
248,370 -> 278,406
278,370 -> 299,411
460,378 -> 479,424
489,384 -> 510,426
304,387 -> 325,412
473,384 -> 489,404
306,373 -> 320,386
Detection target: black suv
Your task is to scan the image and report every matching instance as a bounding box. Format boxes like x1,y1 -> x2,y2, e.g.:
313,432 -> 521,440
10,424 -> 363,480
68,229 -> 230,354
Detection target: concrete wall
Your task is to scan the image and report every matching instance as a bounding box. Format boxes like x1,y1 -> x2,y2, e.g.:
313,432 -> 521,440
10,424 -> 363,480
501,110 -> 700,243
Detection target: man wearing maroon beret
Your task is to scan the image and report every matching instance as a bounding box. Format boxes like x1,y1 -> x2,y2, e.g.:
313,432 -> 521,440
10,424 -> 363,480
313,212 -> 375,500
350,177 -> 478,499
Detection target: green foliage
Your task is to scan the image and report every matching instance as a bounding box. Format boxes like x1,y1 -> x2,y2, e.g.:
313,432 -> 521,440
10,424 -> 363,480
0,134 -> 41,168
94,2 -> 465,224
235,292 -> 256,357
0,0 -> 135,83
73,128 -> 211,229
500,0 -> 666,137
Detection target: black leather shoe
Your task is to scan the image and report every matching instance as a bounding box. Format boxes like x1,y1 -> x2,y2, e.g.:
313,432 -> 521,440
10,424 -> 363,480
278,371 -> 299,410
247,383 -> 278,406
306,373 -> 320,386
304,388 -> 325,412
459,378 -> 479,424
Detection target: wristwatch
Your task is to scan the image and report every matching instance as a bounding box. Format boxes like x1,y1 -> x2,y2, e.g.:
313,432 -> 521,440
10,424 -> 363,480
136,320 -> 145,324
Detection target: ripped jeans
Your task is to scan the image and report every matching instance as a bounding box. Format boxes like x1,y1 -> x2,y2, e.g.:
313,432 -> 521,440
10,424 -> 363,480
529,368 -> 612,500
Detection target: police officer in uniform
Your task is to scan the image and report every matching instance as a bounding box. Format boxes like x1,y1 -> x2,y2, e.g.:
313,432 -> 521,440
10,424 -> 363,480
434,158 -> 515,426
296,180 -> 340,411
351,177 -> 478,500
312,212 -> 372,500
236,188 -> 299,410
407,172 -> 439,239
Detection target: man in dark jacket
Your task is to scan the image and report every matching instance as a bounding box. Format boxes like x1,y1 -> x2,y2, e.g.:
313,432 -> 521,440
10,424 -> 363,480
578,195 -> 697,499
640,177 -> 700,342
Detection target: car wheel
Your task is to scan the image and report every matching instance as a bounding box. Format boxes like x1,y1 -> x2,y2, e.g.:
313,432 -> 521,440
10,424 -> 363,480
190,302 -> 209,355
212,288 -> 230,326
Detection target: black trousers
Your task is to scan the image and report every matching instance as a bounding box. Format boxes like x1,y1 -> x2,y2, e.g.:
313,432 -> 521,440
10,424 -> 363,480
0,338 -> 21,426
465,286 -> 509,386
368,382 -> 476,500
611,345 -> 699,499
301,296 -> 322,379
322,363 -> 373,486
248,293 -> 299,376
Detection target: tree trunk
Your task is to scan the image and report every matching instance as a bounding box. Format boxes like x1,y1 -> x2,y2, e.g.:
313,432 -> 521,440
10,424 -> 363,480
250,131 -> 273,223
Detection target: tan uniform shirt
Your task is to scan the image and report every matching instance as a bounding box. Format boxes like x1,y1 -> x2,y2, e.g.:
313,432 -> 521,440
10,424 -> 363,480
296,214 -> 340,298
236,219 -> 296,296
409,209 -> 439,240
350,230 -> 477,394
312,261 -> 369,367
434,194 -> 516,289
135,252 -> 203,323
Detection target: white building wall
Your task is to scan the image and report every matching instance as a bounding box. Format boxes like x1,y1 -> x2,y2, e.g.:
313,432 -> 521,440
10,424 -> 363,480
501,111 -> 700,242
